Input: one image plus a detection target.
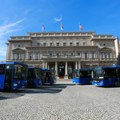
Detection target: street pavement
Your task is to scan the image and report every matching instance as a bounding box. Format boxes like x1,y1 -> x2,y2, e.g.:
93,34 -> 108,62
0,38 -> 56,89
0,80 -> 120,120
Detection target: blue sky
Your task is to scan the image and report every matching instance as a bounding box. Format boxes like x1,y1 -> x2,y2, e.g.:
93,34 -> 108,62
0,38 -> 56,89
0,0 -> 120,60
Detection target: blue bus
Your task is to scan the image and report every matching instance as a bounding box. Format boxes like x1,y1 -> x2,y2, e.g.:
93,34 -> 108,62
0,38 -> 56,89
27,66 -> 42,87
0,61 -> 28,91
72,68 -> 92,84
40,68 -> 55,85
91,65 -> 120,87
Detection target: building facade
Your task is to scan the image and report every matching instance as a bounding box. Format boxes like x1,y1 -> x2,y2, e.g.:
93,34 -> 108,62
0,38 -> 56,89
6,32 -> 119,79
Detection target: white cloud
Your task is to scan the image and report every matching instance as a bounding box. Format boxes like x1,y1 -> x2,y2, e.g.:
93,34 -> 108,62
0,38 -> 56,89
0,19 -> 25,60
0,19 -> 24,37
54,17 -> 62,22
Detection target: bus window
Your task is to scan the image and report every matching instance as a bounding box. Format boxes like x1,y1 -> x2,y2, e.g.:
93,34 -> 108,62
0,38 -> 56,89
80,71 -> 89,78
5,65 -> 13,83
116,68 -> 120,78
34,69 -> 40,80
2,64 -> 13,90
21,66 -> 28,79
104,68 -> 117,78
0,64 -> 5,74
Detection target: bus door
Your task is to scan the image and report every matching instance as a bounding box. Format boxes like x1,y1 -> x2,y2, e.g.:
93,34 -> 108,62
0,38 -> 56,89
0,64 -> 5,90
4,65 -> 13,90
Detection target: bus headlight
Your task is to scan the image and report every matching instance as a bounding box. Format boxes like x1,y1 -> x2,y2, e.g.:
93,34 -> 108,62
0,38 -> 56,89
13,83 -> 18,87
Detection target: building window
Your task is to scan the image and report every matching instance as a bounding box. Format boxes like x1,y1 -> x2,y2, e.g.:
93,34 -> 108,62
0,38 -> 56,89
63,42 -> 66,46
14,53 -> 24,60
101,52 -> 108,59
57,43 -> 59,46
57,53 -> 59,57
13,53 -> 17,60
29,53 -> 33,60
101,53 -> 104,59
84,52 -> 88,59
35,53 -> 39,60
50,43 -> 53,46
77,52 -> 81,57
22,54 -> 25,60
43,43 -> 46,46
108,53 -> 111,58
37,43 -> 40,46
70,42 -> 73,46
104,53 -> 107,59
16,53 -> 19,59
91,52 -> 95,59
83,42 -> 86,46
76,42 -> 79,46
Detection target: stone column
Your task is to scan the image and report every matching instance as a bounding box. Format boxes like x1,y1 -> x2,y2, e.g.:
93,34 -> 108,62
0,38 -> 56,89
65,62 -> 68,75
45,62 -> 48,68
75,61 -> 77,69
33,52 -> 35,60
78,61 -> 81,69
55,62 -> 58,76
47,63 -> 50,69
42,62 -> 45,68
64,62 -> 68,79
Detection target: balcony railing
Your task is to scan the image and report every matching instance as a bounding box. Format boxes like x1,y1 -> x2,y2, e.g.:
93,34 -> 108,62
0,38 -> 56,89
7,57 -> 117,62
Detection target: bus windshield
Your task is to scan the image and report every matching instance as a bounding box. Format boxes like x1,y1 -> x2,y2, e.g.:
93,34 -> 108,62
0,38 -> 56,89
93,67 -> 104,80
14,64 -> 28,80
73,70 -> 79,78
93,66 -> 120,81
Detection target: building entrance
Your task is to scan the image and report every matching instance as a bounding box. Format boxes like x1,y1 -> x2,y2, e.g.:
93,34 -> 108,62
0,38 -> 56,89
58,62 -> 65,78
68,62 -> 75,79
48,62 -> 55,70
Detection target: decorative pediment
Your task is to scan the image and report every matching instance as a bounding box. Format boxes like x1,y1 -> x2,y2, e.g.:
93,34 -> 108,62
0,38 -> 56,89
99,47 -> 113,51
12,47 -> 27,51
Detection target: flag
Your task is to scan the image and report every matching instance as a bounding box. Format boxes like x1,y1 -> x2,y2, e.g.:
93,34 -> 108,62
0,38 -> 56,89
42,24 -> 45,32
79,24 -> 83,31
60,23 -> 64,30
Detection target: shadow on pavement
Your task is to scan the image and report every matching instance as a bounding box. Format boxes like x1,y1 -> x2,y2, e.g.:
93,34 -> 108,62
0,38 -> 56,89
0,91 -> 24,100
20,83 -> 74,94
96,86 -> 120,88
0,82 -> 74,100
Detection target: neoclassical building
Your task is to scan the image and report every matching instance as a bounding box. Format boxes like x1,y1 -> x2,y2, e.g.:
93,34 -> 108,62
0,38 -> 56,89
6,32 -> 119,79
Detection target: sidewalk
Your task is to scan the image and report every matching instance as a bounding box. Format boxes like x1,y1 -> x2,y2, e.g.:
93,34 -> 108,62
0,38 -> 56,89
56,78 -> 73,84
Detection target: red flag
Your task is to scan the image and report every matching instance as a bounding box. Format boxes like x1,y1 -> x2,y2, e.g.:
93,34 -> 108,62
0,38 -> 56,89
42,24 -> 45,32
79,24 -> 83,30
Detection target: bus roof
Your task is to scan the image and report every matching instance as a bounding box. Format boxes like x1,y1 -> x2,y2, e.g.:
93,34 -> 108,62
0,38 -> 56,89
0,61 -> 27,66
103,65 -> 120,69
94,65 -> 120,70
40,68 -> 48,70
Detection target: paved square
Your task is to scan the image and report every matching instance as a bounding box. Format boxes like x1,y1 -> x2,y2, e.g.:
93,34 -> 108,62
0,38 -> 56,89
0,80 -> 120,120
